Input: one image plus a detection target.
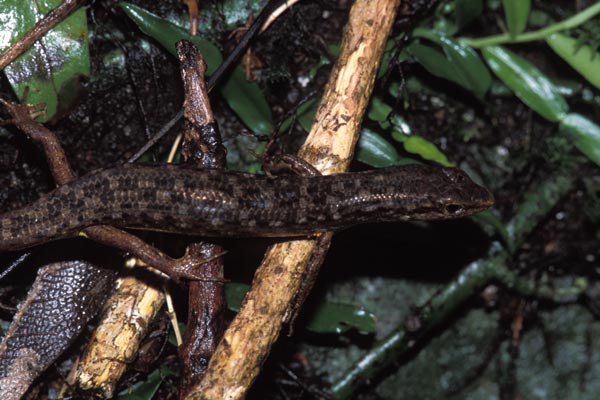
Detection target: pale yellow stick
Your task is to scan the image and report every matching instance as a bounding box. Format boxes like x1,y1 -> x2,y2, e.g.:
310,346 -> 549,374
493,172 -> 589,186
187,1 -> 401,398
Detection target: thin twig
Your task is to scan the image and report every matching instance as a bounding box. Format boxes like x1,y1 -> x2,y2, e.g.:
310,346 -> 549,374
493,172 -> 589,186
127,0 -> 285,163
0,0 -> 82,70
260,0 -> 301,33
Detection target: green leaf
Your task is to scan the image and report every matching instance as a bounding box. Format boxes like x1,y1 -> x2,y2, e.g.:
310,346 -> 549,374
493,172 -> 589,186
482,46 -> 568,122
225,282 -> 249,313
367,96 -> 393,129
305,302 -> 376,335
377,38 -> 398,79
455,0 -> 483,31
0,0 -> 90,122
309,52 -> 332,80
390,114 -> 412,140
410,29 -> 491,98
278,98 -> 319,133
546,33 -> 600,90
221,67 -> 274,135
119,2 -> 222,75
356,128 -> 402,168
120,2 -> 273,135
559,113 -> 600,166
298,104 -> 318,132
409,42 -> 460,81
118,366 -> 176,400
167,322 -> 186,347
402,135 -> 453,167
502,0 -> 531,37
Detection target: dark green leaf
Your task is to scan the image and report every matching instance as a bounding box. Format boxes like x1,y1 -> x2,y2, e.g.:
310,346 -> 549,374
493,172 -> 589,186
119,2 -> 222,75
278,98 -> 319,133
221,67 -> 274,135
308,52 -> 332,80
432,15 -> 457,37
409,42 -> 462,83
455,0 -> 484,31
356,128 -> 401,168
167,322 -> 186,347
559,113 -> 600,166
120,2 -> 273,135
410,29 -> 491,98
298,105 -> 318,132
225,282 -> 249,313
377,38 -> 398,78
482,46 -> 568,122
305,302 -> 376,335
528,9 -> 550,28
546,33 -> 600,90
0,0 -> 90,121
118,366 -> 176,400
367,97 -> 392,129
502,0 -> 531,37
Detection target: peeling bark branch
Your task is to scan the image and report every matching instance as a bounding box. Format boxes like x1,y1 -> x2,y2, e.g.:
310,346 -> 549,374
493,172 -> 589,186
72,267 -> 166,398
188,1 -> 402,398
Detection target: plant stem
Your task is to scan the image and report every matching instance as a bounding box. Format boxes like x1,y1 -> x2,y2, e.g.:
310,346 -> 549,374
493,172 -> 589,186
462,2 -> 600,48
330,171 -> 574,399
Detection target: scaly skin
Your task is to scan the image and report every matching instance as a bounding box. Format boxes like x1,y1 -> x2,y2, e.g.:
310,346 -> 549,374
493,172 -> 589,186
0,164 -> 494,250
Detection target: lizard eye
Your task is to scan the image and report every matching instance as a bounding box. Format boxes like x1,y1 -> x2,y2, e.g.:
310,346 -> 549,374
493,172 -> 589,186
446,204 -> 464,215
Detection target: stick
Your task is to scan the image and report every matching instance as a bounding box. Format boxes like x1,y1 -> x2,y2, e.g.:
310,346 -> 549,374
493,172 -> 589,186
187,1 -> 402,398
0,0 -> 82,70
